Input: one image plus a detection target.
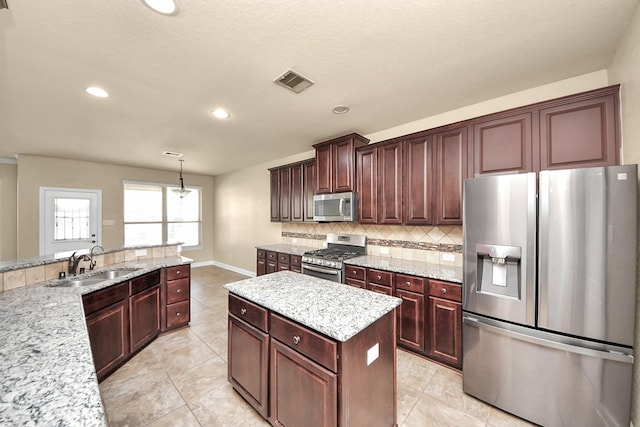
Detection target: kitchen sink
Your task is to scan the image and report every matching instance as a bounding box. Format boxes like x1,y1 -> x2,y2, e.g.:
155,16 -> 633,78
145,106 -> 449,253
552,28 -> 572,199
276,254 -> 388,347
49,268 -> 142,287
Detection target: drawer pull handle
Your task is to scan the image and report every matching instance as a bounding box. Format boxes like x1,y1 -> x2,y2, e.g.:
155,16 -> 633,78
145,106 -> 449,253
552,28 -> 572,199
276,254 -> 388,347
441,288 -> 447,294
292,335 -> 301,345
240,308 -> 247,315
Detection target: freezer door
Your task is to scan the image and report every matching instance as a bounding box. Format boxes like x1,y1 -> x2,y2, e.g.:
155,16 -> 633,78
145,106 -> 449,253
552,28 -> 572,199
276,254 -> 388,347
539,165 -> 638,346
463,172 -> 536,326
463,314 -> 634,427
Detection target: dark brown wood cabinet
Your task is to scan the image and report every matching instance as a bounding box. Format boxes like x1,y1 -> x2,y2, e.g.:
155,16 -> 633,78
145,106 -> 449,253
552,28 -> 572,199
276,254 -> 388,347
395,274 -> 426,353
257,249 -> 303,275
84,282 -> 130,382
404,135 -> 434,225
427,280 -> 462,369
269,158 -> 316,223
435,126 -> 468,225
164,264 -> 191,331
129,270 -> 161,353
367,268 -> 394,296
290,255 -> 302,273
256,249 -> 266,276
314,133 -> 369,194
378,141 -> 403,224
266,251 -> 278,274
356,146 -> 377,224
473,113 -> 534,175
228,294 -> 269,418
277,253 -> 290,271
539,91 -> 619,170
345,265 -> 366,289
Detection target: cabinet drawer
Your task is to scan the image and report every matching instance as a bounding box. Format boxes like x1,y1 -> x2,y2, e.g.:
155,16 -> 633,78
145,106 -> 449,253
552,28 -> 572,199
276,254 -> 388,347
229,294 -> 269,332
166,264 -> 190,281
83,281 -> 129,316
429,280 -> 462,302
290,255 -> 302,267
367,269 -> 393,287
257,249 -> 266,259
345,265 -> 366,281
270,313 -> 338,373
267,251 -> 278,261
345,278 -> 366,289
167,278 -> 190,304
396,274 -> 425,294
277,253 -> 290,264
166,301 -> 190,328
130,269 -> 161,295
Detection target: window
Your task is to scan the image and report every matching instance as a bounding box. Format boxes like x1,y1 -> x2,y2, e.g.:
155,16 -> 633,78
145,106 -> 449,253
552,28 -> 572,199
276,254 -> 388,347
124,182 -> 201,249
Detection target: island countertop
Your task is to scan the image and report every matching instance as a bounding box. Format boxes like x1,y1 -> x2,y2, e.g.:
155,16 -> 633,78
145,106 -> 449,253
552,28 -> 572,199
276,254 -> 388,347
224,271 -> 402,342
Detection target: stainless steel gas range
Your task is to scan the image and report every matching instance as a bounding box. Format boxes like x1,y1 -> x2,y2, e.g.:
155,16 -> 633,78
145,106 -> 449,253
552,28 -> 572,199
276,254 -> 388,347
301,233 -> 366,283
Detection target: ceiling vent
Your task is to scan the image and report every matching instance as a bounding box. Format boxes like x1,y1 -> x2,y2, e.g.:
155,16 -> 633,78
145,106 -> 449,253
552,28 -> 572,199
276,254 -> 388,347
162,151 -> 183,157
274,69 -> 314,93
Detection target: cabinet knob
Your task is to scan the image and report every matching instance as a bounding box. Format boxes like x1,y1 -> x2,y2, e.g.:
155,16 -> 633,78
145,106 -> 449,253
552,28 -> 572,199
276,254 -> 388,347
240,308 -> 247,315
176,312 -> 182,317
292,335 -> 301,345
176,289 -> 182,294
176,270 -> 180,274
377,275 -> 381,280
406,281 -> 411,286
441,288 -> 447,294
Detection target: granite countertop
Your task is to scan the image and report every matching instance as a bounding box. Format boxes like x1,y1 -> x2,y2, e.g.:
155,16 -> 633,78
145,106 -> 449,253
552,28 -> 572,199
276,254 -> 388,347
345,255 -> 463,284
224,271 -> 402,342
0,256 -> 192,426
255,243 -> 316,256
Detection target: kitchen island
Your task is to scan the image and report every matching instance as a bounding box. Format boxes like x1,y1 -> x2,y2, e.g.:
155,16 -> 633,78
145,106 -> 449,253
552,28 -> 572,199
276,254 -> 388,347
224,271 -> 402,427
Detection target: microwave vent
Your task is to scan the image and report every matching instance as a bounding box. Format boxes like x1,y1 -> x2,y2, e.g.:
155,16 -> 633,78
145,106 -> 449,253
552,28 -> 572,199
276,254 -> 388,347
274,69 -> 314,93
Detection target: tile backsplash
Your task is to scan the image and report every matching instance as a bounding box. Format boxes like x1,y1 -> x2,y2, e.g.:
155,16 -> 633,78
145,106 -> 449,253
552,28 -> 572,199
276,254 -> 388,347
281,223 -> 463,266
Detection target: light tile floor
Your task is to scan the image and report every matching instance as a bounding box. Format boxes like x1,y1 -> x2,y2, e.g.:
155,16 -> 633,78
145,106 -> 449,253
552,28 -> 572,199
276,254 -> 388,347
100,265 -> 535,426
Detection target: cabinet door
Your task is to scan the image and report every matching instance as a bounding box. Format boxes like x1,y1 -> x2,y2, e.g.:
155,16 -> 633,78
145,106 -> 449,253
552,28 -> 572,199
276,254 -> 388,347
86,300 -> 129,381
270,169 -> 280,222
333,138 -> 355,193
378,141 -> 403,224
404,135 -> 434,225
396,289 -> 425,353
315,144 -> 332,194
270,338 -> 338,427
435,126 -> 467,225
428,296 -> 462,368
279,167 -> 291,222
303,160 -> 315,221
539,94 -> 618,170
229,315 -> 269,418
130,285 -> 161,353
291,163 -> 304,222
356,146 -> 377,223
473,113 -> 533,175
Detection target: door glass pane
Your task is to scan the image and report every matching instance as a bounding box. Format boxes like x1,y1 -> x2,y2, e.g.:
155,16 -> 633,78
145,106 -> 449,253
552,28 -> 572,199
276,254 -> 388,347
124,224 -> 162,245
168,222 -> 199,246
54,198 -> 90,241
124,185 -> 162,222
167,188 -> 200,221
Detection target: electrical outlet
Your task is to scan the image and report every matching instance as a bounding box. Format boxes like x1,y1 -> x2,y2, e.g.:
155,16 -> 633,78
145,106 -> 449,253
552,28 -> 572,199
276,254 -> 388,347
442,253 -> 455,262
102,219 -> 115,226
380,247 -> 390,255
135,249 -> 147,257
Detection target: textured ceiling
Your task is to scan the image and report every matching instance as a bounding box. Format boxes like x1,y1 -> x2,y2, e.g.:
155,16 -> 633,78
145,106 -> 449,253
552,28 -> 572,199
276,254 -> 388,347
0,0 -> 638,175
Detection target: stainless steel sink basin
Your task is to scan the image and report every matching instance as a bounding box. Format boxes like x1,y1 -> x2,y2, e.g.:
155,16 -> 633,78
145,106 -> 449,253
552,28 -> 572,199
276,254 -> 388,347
49,268 -> 141,287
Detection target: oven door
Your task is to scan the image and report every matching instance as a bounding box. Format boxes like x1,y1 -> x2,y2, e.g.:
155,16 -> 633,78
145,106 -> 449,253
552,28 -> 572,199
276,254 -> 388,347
302,264 -> 343,283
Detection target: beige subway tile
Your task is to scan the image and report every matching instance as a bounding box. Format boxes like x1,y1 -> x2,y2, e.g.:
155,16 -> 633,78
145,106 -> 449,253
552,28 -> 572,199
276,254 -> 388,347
25,266 -> 46,286
401,248 -> 414,261
114,251 -> 125,264
390,247 -> 402,259
427,251 -> 439,264
4,269 -> 26,291
45,262 -> 65,281
415,249 -> 429,262
137,249 -> 152,260
152,247 -> 166,259
103,252 -> 115,267
454,253 -> 463,267
369,245 -> 381,256
92,255 -> 105,269
165,246 -> 178,257
125,250 -> 137,261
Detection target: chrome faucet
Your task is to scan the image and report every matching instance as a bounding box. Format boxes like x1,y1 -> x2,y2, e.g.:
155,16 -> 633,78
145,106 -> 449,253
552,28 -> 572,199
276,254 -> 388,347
89,245 -> 105,271
68,251 -> 91,276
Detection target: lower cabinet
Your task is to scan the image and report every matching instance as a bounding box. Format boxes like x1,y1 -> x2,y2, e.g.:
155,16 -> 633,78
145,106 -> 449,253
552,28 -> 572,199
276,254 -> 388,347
256,249 -> 303,276
130,270 -> 161,353
256,249 -> 266,276
164,264 -> 191,330
85,298 -> 129,381
395,274 -> 426,353
427,280 -> 462,369
228,294 -> 397,426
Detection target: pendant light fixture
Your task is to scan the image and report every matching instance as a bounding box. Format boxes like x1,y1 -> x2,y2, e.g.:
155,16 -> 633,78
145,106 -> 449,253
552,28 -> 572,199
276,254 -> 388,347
173,159 -> 191,198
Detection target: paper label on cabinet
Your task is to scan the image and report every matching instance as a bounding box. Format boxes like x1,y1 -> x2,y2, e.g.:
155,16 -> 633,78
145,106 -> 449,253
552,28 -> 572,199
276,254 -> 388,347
367,343 -> 379,366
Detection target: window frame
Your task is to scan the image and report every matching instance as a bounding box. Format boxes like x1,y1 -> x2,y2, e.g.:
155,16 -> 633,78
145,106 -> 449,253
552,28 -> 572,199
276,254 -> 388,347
123,180 -> 202,250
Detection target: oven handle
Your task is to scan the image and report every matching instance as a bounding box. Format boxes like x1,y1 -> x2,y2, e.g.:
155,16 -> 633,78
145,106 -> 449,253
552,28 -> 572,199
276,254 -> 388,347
302,264 -> 340,275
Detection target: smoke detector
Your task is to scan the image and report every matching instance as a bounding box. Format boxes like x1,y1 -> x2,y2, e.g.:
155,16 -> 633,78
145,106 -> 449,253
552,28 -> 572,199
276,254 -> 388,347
274,69 -> 314,93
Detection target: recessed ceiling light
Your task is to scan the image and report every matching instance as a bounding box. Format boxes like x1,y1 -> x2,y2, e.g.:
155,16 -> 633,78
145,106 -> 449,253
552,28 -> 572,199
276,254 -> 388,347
210,108 -> 231,119
332,105 -> 350,114
86,86 -> 109,98
142,0 -> 178,15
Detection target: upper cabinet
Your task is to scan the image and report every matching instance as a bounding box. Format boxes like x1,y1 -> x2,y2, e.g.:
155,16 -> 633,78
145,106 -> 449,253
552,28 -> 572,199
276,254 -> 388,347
269,158 -> 315,223
314,133 -> 369,194
435,126 -> 468,225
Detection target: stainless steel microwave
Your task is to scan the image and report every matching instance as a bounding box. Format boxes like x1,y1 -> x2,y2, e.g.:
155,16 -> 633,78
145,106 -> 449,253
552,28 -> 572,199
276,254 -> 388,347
313,192 -> 357,222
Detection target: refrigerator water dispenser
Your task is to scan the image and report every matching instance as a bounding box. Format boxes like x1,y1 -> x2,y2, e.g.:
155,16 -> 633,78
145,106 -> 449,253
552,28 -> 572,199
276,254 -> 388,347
476,244 -> 521,299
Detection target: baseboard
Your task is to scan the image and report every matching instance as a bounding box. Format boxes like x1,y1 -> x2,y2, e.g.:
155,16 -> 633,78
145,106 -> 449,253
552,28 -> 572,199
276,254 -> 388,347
191,260 -> 256,278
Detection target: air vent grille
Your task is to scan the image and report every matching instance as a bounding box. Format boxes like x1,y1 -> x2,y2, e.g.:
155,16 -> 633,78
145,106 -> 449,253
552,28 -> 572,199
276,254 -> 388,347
274,69 -> 314,93
163,151 -> 183,157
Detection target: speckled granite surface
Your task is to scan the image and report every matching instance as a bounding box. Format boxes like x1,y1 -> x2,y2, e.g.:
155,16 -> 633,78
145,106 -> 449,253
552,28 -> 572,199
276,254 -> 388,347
0,256 -> 192,426
224,271 -> 402,342
255,243 -> 316,256
345,255 -> 462,284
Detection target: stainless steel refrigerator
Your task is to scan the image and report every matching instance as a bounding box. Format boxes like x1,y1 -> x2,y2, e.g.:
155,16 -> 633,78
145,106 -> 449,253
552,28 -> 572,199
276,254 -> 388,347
462,165 -> 637,427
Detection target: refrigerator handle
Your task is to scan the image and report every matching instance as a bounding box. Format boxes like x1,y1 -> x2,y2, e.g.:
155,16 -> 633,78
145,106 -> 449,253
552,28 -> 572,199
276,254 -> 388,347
463,315 -> 634,364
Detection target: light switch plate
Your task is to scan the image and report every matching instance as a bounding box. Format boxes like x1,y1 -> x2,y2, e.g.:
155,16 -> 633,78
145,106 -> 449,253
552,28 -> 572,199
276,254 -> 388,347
135,249 -> 147,257
442,253 -> 455,262
102,219 -> 115,226
380,247 -> 390,255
